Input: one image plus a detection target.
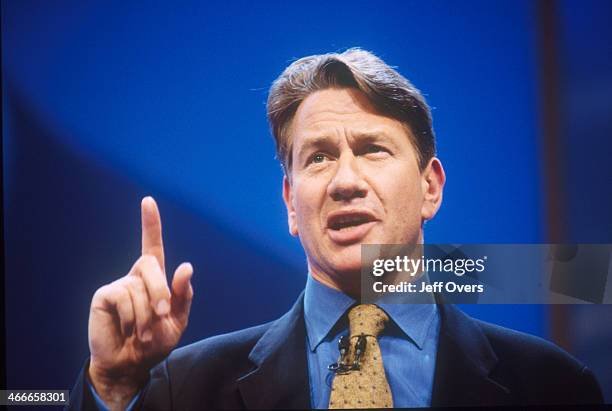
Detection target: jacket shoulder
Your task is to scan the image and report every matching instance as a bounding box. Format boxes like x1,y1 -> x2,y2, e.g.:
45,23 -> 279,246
473,318 -> 603,404
476,319 -> 582,369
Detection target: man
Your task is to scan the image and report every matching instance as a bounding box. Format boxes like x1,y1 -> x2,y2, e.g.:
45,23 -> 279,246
69,48 -> 603,410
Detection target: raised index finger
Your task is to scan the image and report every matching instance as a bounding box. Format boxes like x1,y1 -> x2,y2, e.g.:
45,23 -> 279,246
141,196 -> 165,272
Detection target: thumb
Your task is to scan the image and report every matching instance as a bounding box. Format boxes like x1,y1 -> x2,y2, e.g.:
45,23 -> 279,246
170,262 -> 194,325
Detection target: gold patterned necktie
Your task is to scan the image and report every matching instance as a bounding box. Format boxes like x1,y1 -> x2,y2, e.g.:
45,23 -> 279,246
328,304 -> 393,409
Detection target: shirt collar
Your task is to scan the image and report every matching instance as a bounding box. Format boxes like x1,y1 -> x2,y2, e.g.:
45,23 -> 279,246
378,300 -> 437,350
304,275 -> 355,352
304,275 -> 438,352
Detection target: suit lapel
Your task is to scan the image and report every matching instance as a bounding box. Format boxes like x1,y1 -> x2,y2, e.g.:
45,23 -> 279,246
236,291 -> 512,408
237,292 -> 311,409
431,303 -> 511,407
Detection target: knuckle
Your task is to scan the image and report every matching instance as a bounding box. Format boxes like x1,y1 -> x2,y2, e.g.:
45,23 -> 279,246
115,285 -> 130,301
122,306 -> 135,321
126,278 -> 147,299
118,302 -> 133,320
140,259 -> 163,281
92,285 -> 108,301
140,254 -> 158,268
133,255 -> 152,273
139,306 -> 152,322
124,275 -> 140,289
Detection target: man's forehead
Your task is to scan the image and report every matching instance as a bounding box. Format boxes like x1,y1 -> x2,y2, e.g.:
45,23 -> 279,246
293,88 -> 379,125
291,90 -> 407,145
295,128 -> 398,147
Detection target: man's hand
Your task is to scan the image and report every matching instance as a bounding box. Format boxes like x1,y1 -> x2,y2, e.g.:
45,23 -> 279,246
87,197 -> 193,410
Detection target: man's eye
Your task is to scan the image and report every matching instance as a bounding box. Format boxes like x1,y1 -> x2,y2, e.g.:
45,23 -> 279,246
310,153 -> 328,164
365,144 -> 387,154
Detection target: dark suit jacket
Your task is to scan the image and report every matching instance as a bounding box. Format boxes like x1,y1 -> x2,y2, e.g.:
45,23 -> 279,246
69,292 -> 603,409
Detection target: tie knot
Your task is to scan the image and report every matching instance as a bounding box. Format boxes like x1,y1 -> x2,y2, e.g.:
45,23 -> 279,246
347,304 -> 389,337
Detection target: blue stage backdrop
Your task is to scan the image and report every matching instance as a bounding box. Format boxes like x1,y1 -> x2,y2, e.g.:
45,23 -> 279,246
3,0 -> 611,399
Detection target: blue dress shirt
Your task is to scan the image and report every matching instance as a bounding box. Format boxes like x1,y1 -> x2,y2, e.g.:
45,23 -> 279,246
89,379 -> 141,411
304,275 -> 440,408
90,275 -> 439,410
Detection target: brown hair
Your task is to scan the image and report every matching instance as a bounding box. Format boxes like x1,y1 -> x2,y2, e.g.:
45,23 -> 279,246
267,48 -> 436,175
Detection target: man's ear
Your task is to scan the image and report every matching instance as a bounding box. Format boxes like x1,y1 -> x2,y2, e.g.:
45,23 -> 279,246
282,175 -> 299,237
420,157 -> 446,222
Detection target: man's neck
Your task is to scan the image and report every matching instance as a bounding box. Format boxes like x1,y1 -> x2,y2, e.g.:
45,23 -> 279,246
308,269 -> 361,298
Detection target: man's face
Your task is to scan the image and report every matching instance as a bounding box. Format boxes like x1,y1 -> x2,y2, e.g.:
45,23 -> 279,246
283,87 -> 444,290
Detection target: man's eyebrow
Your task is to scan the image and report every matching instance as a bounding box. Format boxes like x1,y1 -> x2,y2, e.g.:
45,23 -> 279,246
351,130 -> 401,147
295,135 -> 334,159
294,129 -> 403,160
352,129 -> 392,139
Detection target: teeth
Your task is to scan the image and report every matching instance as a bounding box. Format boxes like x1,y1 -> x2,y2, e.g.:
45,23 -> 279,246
339,216 -> 359,224
331,214 -> 370,229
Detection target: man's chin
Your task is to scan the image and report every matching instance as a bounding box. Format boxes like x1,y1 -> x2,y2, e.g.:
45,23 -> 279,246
328,242 -> 362,265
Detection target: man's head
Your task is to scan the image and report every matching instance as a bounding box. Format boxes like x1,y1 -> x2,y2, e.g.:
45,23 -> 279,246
267,48 -> 445,293
268,48 -> 436,176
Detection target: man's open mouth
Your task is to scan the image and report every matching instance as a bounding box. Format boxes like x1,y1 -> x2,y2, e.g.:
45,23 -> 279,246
327,211 -> 376,231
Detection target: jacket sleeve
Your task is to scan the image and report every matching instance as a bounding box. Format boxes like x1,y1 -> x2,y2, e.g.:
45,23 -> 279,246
65,359 -> 104,411
65,359 -> 170,411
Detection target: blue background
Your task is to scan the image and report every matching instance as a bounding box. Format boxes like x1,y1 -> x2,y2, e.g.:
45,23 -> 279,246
3,0 -> 611,400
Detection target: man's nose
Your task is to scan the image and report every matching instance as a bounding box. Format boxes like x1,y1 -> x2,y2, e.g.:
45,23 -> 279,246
327,154 -> 368,201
